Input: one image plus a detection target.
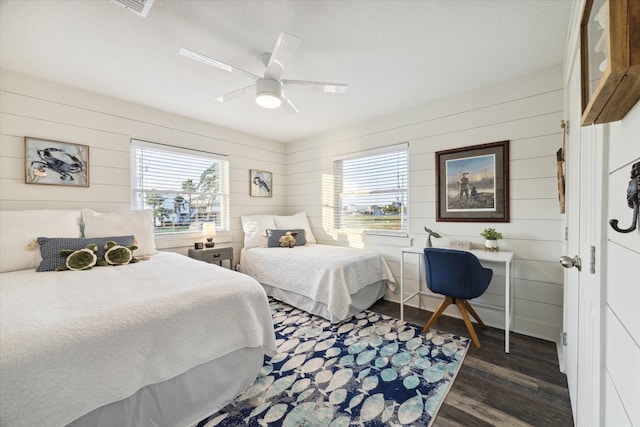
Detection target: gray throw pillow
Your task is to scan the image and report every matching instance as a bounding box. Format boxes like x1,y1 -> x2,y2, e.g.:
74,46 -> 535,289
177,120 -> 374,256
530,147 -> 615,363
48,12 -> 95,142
37,235 -> 134,272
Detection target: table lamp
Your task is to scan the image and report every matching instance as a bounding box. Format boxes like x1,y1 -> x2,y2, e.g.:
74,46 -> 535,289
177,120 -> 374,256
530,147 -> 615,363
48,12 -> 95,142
203,222 -> 216,248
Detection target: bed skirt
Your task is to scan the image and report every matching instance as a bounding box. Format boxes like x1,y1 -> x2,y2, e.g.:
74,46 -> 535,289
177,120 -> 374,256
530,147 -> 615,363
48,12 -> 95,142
67,346 -> 264,427
262,280 -> 387,323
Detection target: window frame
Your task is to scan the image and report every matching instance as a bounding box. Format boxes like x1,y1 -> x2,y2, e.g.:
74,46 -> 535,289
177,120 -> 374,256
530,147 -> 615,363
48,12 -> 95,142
130,139 -> 229,237
334,143 -> 409,237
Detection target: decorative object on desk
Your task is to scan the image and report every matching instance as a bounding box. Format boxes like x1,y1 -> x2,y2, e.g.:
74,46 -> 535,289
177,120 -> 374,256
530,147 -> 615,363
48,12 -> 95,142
435,140 -> 509,223
609,161 -> 639,234
25,137 -> 89,187
450,241 -> 471,251
194,242 -> 204,250
424,226 -> 442,247
197,298 -> 469,427
580,0 -> 640,126
557,120 -> 567,214
480,227 -> 503,252
203,222 -> 216,248
250,169 -> 272,197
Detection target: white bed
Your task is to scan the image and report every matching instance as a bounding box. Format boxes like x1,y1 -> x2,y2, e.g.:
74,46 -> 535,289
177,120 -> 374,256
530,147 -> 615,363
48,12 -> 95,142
0,210 -> 277,427
239,244 -> 395,323
239,212 -> 396,323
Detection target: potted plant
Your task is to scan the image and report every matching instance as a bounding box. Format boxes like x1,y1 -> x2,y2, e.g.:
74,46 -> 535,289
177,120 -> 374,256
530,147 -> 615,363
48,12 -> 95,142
480,228 -> 503,252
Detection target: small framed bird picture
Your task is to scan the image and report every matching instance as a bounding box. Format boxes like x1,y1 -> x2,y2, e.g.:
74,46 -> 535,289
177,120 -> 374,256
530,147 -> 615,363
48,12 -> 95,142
250,169 -> 272,197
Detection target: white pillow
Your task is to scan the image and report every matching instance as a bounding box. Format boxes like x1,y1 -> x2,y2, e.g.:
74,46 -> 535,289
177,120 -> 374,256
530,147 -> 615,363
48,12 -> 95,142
0,209 -> 82,273
82,209 -> 158,257
240,214 -> 276,248
274,211 -> 317,244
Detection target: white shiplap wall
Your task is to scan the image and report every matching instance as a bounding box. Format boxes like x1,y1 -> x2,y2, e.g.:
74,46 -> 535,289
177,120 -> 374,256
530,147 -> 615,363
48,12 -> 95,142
285,67 -> 565,342
0,66 -> 566,342
0,69 -> 287,262
605,102 -> 640,426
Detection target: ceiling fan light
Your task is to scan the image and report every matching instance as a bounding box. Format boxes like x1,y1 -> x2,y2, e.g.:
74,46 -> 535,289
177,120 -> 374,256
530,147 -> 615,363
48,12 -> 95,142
256,78 -> 282,109
256,93 -> 281,109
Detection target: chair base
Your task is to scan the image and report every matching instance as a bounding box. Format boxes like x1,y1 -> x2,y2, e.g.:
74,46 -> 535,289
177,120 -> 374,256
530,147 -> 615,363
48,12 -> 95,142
422,296 -> 486,348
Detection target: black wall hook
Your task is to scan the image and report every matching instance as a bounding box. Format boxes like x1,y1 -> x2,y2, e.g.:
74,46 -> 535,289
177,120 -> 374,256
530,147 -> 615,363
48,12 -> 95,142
609,161 -> 640,234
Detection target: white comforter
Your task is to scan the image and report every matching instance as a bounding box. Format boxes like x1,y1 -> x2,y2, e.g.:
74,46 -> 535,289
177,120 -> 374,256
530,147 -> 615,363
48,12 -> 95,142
0,251 -> 277,427
240,244 -> 396,322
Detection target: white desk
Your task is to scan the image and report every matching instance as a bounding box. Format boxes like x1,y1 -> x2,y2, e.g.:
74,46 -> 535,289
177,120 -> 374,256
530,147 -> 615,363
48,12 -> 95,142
400,247 -> 514,353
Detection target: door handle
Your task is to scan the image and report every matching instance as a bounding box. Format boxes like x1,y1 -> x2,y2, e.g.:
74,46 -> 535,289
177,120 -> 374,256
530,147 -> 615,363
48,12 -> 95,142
559,255 -> 581,271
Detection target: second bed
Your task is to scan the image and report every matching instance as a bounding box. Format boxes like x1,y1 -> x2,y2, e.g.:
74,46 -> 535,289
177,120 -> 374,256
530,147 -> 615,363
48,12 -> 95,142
240,244 -> 395,322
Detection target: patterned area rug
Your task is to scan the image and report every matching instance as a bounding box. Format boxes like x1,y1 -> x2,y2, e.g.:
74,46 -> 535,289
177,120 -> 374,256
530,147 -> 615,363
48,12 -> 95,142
198,299 -> 469,427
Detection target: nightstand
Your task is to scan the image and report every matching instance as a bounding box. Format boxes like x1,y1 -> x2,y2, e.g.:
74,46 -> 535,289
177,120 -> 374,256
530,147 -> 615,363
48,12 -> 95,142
188,247 -> 233,269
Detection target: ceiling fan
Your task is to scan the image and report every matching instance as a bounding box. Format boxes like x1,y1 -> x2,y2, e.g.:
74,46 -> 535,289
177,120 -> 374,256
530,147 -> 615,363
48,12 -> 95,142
179,32 -> 348,113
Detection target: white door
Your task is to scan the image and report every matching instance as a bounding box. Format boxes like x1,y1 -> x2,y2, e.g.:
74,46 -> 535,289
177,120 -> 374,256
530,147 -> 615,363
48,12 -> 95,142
562,47 -> 605,426
562,53 -> 581,421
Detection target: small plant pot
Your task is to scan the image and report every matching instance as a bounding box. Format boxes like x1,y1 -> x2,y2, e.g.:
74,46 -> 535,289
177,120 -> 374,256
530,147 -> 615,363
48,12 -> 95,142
484,239 -> 499,252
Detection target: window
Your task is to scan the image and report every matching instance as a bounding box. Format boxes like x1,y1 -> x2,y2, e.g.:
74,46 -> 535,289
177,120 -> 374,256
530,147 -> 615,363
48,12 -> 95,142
334,143 -> 408,234
131,140 -> 229,234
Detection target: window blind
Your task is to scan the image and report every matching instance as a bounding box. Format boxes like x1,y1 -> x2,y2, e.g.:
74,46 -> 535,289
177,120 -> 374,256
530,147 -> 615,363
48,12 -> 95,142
334,144 -> 408,233
131,140 -> 229,233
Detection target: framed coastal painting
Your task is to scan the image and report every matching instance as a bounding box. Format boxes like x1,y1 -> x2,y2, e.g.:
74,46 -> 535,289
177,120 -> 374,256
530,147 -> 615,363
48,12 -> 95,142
435,140 -> 509,222
25,137 -> 89,187
250,169 -> 272,197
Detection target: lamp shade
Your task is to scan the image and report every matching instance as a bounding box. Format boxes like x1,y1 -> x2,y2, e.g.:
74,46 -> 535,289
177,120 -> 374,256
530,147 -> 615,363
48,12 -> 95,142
202,222 -> 216,238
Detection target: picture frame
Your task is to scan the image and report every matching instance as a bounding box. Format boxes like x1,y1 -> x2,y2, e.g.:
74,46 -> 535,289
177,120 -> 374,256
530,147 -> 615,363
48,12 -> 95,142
25,137 -> 89,187
436,140 -> 509,223
249,169 -> 272,197
580,0 -> 640,125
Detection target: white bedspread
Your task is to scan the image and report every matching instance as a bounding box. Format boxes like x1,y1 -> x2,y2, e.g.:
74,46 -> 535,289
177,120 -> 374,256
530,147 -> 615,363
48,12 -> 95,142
240,244 -> 396,322
0,252 -> 277,427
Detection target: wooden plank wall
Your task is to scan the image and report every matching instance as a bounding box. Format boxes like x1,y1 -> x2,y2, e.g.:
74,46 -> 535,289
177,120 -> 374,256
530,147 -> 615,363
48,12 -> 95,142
285,67 -> 565,342
1,67 -> 568,343
605,103 -> 640,426
0,69 -> 287,261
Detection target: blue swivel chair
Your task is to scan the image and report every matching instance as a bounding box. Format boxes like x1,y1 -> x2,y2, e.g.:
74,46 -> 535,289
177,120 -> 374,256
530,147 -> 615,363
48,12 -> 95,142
422,248 -> 493,348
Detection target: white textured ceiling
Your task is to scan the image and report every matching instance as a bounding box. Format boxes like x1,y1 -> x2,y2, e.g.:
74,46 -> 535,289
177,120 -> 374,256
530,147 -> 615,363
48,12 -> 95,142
0,0 -> 572,142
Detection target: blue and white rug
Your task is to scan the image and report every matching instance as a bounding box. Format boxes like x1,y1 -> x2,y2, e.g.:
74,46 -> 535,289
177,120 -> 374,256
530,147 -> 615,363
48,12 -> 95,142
198,299 -> 469,426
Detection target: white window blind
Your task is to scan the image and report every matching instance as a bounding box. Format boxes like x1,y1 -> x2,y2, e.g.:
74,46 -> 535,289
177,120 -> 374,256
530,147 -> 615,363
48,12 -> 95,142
131,140 -> 229,234
334,144 -> 408,233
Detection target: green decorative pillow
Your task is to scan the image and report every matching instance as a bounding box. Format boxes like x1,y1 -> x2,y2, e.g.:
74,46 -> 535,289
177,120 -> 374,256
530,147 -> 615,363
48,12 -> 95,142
103,241 -> 139,266
266,229 -> 307,247
57,244 -> 99,271
37,236 -> 134,272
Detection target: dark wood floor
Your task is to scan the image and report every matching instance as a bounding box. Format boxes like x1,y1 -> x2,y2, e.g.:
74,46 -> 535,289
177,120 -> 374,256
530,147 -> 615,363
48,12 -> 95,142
369,300 -> 574,427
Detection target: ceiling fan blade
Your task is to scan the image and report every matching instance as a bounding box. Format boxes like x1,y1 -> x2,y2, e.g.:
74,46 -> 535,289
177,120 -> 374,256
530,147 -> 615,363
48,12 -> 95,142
282,80 -> 348,94
179,48 -> 260,82
280,91 -> 299,114
213,84 -> 255,103
264,32 -> 301,81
